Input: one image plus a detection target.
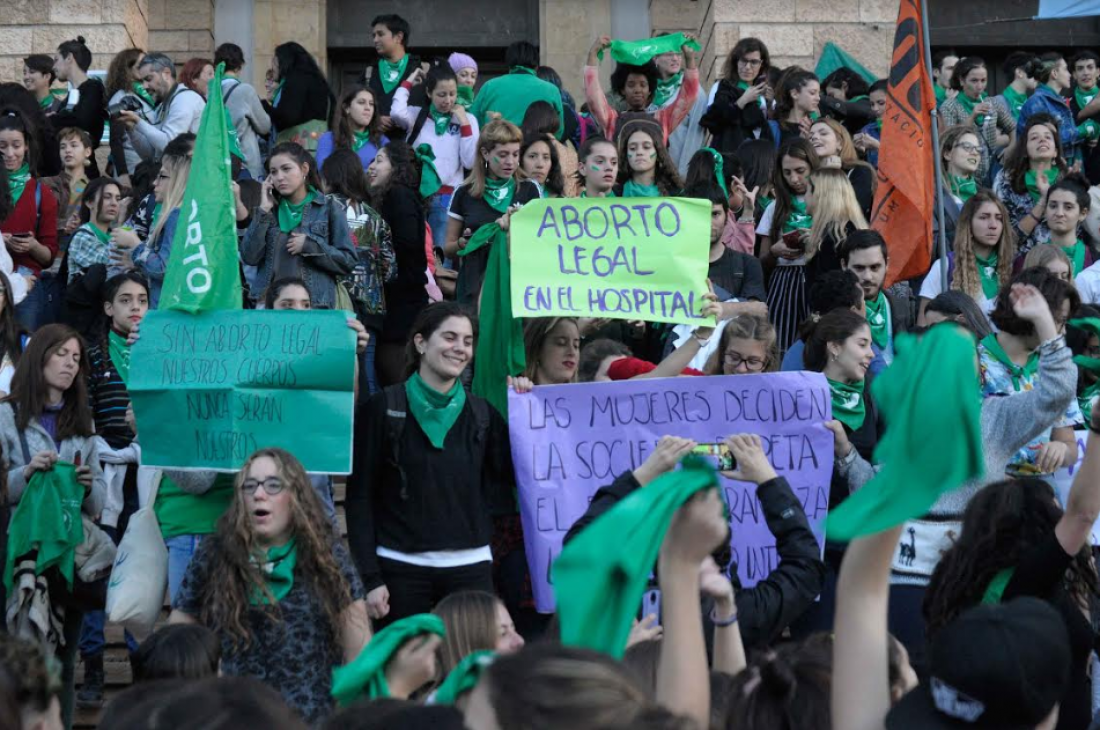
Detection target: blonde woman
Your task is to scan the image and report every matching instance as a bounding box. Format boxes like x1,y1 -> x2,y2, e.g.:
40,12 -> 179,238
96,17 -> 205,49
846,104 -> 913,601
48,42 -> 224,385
1023,243 -> 1073,283
804,167 -> 868,279
807,117 -> 876,218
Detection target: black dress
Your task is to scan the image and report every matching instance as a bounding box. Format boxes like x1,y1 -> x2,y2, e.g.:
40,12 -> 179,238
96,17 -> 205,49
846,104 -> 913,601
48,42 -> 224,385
378,185 -> 428,343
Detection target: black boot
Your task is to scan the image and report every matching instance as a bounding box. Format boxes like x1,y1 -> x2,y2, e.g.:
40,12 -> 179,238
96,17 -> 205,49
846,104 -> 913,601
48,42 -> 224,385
76,653 -> 105,709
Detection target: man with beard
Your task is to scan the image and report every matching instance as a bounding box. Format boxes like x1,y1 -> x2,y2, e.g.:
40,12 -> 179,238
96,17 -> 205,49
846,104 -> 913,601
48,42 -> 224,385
840,230 -> 912,365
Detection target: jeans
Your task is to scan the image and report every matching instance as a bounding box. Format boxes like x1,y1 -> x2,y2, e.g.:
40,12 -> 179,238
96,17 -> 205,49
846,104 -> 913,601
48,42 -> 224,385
377,557 -> 493,626
79,609 -> 138,656
166,534 -> 205,604
426,192 -> 453,268
310,474 -> 338,526
60,608 -> 83,729
15,270 -> 62,332
362,327 -> 380,396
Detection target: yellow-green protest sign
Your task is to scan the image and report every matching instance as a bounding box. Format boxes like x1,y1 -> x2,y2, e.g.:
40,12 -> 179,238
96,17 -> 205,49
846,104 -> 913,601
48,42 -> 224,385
509,197 -> 711,325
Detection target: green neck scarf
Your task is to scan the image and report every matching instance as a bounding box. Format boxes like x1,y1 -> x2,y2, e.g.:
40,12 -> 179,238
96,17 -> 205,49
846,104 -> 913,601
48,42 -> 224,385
597,33 -> 701,65
973,250 -> 1001,300
580,188 -> 616,198
108,329 -> 132,386
8,162 -> 29,206
431,651 -> 495,705
1060,239 -> 1088,276
510,66 -> 536,76
132,81 -> 155,107
378,55 -> 410,94
653,71 -> 683,109
948,174 -> 978,204
249,539 -> 297,605
622,179 -> 660,198
981,333 -> 1039,392
415,144 -> 443,199
758,193 -> 774,211
934,83 -> 947,106
331,614 -> 446,706
1070,318 -> 1100,428
405,371 -> 466,449
826,325 -> 985,541
352,129 -> 374,153
955,92 -> 989,125
482,175 -> 516,214
1025,167 -> 1059,203
37,94 -> 53,110
554,457 -> 719,658
276,188 -> 317,233
1002,85 -> 1028,117
828,377 -> 867,431
1076,85 -> 1099,111
864,291 -> 891,350
981,568 -> 1016,605
701,147 -> 728,196
429,106 -> 451,136
459,223 -> 526,418
456,85 -> 475,108
86,222 -> 111,246
782,197 -> 812,234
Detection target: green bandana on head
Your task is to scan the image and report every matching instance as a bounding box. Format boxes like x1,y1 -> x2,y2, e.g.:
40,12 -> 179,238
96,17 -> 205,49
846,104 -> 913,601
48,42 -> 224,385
828,377 -> 866,431
482,175 -> 516,214
276,187 -> 317,233
622,179 -> 660,198
429,106 -> 451,136
1025,168 -> 1059,204
248,539 -> 297,605
1003,85 -> 1028,118
597,33 -> 702,66
955,92 -> 989,125
331,614 -> 446,706
431,651 -> 495,705
782,197 -> 813,234
973,250 -> 1001,300
653,71 -> 683,109
948,175 -> 978,204
980,333 -> 1039,392
405,371 -> 466,449
378,55 -> 410,95
108,330 -> 132,385
415,144 -> 443,199
864,291 -> 891,350
7,162 -> 29,206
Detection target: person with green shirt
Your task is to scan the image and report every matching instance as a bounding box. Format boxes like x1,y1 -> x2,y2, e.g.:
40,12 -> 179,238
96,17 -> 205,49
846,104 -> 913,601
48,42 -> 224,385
993,51 -> 1037,122
65,177 -> 122,284
469,41 -> 565,141
839,230 -> 912,365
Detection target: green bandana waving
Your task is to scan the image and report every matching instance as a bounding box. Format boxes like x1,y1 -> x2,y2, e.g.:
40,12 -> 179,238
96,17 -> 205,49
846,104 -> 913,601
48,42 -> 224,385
828,378 -> 866,431
948,175 -> 978,205
1076,85 -> 1099,112
652,71 -> 683,109
7,162 -> 29,206
249,539 -> 297,605
378,55 -> 410,95
980,333 -> 1039,392
405,371 -> 466,449
864,291 -> 891,350
331,614 -> 446,706
482,175 -> 516,214
277,187 -> 317,233
973,250 -> 1001,300
782,197 -> 813,233
1025,168 -> 1059,203
597,33 -> 701,65
429,106 -> 451,136
1003,86 -> 1028,118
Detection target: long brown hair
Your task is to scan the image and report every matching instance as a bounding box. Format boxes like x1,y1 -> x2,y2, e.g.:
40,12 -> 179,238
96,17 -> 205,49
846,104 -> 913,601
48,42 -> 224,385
198,448 -> 361,651
4,324 -> 92,439
433,590 -> 500,675
1002,114 -> 1068,195
106,48 -> 144,99
522,317 -> 579,383
332,86 -> 383,151
0,271 -> 25,375
951,190 -> 1016,301
768,139 -> 820,241
615,120 -> 683,196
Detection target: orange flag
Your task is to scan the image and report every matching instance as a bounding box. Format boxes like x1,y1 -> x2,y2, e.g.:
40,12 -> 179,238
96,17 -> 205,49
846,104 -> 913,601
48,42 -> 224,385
871,0 -> 937,286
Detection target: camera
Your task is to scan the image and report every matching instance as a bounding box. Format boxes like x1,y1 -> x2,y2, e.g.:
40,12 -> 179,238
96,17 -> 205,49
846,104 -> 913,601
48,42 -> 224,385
108,95 -> 144,119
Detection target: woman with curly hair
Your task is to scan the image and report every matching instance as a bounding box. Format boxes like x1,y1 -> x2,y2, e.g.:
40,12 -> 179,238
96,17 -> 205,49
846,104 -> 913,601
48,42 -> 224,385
169,447 -> 370,726
614,120 -> 684,197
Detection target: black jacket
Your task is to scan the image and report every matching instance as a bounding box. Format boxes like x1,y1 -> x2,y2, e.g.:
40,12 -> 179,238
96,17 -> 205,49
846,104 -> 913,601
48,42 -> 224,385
51,78 -> 107,176
699,79 -> 773,155
564,471 -> 826,649
361,55 -> 424,117
263,72 -> 332,132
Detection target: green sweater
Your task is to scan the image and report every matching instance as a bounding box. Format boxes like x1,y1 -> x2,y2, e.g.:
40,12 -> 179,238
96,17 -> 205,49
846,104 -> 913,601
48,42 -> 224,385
154,473 -> 236,539
469,71 -> 565,140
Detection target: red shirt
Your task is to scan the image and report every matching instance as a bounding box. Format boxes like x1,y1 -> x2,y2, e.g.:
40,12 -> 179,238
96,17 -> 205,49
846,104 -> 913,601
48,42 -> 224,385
0,178 -> 59,274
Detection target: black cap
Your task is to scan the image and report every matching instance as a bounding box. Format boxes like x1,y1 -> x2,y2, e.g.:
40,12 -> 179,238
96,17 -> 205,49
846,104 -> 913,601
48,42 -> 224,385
886,597 -> 1071,729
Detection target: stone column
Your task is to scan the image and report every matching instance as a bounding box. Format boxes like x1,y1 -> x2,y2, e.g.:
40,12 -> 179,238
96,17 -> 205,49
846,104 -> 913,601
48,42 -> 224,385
251,0 -> 327,90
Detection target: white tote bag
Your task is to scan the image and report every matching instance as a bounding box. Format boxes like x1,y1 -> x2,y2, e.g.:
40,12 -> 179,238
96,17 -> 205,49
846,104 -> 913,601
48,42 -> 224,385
106,469 -> 167,636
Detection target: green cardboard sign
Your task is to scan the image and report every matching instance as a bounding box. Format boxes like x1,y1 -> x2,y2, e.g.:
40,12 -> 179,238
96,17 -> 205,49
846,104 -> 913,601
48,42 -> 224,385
509,197 -> 712,325
128,309 -> 356,474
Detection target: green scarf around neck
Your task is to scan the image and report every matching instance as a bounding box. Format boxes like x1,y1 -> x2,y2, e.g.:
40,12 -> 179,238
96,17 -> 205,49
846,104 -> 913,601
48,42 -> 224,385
1070,317 -> 1100,428
864,291 -> 891,350
934,83 -> 947,106
826,325 -> 985,541
981,332 -> 1039,392
782,197 -> 813,234
828,377 -> 866,431
1025,167 -> 1060,203
352,129 -> 374,153
431,650 -> 495,705
948,174 -> 978,204
653,71 -> 683,108
405,371 -> 466,449
429,106 -> 451,136
622,179 -> 660,198
955,92 -> 989,125
8,162 -> 29,206
973,250 -> 1001,300
554,457 -> 720,658
415,144 -> 443,199
482,175 -> 516,214
272,79 -> 286,108
1003,85 -> 1028,118
1059,239 -> 1088,276
331,614 -> 446,706
37,94 -> 53,110
580,189 -> 616,198
132,81 -> 156,107
248,539 -> 297,605
1076,85 -> 1099,111
378,55 -> 410,95
276,187 -> 317,233
86,222 -> 111,246
108,330 -> 132,385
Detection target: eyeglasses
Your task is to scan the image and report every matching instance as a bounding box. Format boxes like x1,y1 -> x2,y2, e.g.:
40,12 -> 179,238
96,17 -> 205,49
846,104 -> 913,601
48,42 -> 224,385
241,477 -> 285,496
954,142 -> 981,154
724,352 -> 768,371
738,58 -> 763,68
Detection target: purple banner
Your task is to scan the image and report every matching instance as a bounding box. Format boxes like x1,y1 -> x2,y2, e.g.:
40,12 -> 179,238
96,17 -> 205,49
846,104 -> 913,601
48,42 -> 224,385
508,373 -> 833,612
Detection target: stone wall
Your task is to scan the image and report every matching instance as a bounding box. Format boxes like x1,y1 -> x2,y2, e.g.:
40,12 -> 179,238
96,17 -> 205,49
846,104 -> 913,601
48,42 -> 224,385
147,0 -> 214,65
250,0 -> 327,90
0,0 -> 149,83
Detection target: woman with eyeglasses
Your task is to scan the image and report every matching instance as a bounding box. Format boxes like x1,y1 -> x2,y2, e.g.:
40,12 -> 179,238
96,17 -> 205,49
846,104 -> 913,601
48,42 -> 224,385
703,314 -> 779,375
168,447 -> 371,726
700,38 -> 773,155
934,126 -> 982,249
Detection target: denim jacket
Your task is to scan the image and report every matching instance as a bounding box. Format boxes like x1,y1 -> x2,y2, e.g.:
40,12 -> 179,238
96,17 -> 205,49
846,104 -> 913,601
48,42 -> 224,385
240,194 -> 357,307
1019,85 -> 1081,160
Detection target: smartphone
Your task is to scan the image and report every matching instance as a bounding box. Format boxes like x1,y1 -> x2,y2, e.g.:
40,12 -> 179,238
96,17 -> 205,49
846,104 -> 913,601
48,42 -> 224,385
782,229 -> 807,251
693,442 -> 736,471
73,450 -> 82,467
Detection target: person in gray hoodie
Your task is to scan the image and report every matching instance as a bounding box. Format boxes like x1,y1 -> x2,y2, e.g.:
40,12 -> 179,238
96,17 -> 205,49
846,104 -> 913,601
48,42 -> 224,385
214,44 -> 271,180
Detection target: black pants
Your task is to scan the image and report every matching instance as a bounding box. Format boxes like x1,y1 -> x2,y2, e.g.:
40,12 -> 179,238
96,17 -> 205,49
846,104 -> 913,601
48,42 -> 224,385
378,557 -> 494,626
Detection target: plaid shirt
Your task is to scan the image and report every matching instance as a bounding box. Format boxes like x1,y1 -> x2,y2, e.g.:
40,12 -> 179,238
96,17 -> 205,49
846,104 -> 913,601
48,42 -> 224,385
66,223 -> 110,283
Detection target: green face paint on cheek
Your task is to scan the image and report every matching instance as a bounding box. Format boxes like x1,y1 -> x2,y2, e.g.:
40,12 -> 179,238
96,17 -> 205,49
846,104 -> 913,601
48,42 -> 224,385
590,164 -> 601,171
493,156 -> 500,164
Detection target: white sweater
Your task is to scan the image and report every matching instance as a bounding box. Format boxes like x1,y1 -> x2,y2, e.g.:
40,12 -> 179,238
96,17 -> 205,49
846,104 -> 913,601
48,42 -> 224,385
390,85 -> 479,190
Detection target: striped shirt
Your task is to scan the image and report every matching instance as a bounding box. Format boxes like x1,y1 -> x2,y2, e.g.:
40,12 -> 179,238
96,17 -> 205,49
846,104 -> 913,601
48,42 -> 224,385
87,341 -> 134,450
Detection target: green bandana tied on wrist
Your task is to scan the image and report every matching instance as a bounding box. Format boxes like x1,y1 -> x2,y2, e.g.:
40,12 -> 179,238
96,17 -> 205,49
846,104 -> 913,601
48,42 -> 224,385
653,71 -> 683,109
956,92 -> 989,126
8,162 -> 29,207
980,333 -> 1039,392
864,291 -> 891,350
431,651 -> 495,705
597,33 -> 701,65
554,456 -> 720,659
973,250 -> 1001,300
458,223 -> 525,418
782,197 -> 813,234
429,106 -> 451,136
378,55 -> 410,95
405,371 -> 466,449
277,187 -> 317,233
248,539 -> 297,605
948,175 -> 978,205
331,614 -> 446,706
1003,86 -> 1028,118
826,325 -> 984,541
1070,318 -> 1100,428
482,175 -> 516,214
108,330 -> 132,385
621,180 -> 660,198
701,147 -> 728,197
828,378 -> 866,431
415,144 -> 443,199
352,130 -> 374,153
1025,168 -> 1059,203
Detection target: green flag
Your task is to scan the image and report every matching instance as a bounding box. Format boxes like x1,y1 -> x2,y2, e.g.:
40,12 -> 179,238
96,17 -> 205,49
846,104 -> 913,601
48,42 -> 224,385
825,324 -> 984,541
159,62 -> 243,313
815,42 -> 877,85
4,463 -> 84,591
598,33 -> 701,65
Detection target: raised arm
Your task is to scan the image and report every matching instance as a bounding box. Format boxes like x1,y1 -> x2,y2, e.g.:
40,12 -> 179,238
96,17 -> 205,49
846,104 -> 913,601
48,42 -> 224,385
1057,399 -> 1100,555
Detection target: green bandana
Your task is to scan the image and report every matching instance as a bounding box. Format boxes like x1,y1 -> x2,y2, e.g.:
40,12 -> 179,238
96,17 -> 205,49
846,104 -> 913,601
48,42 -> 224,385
955,92 -> 989,125
429,106 -> 451,136
249,539 -> 297,605
1003,85 -> 1028,118
622,179 -> 660,198
86,222 -> 111,246
734,80 -> 768,111
875,117 -> 884,130
864,291 -> 891,350
431,651 -> 495,705
276,187 -> 317,233
782,197 -> 813,234
378,55 -> 410,95
826,325 -> 984,541
331,614 -> 446,706
580,189 -> 616,198
653,71 -> 683,109
554,457 -> 719,658
459,223 -> 526,417
981,333 -> 1039,392
272,79 -> 286,107
758,193 -> 774,211
1025,168 -> 1060,203
37,94 -> 53,110
482,175 -> 516,214
510,66 -> 536,76
948,175 -> 978,205
352,130 -> 374,153
8,162 -> 29,206
981,568 -> 1016,605
415,144 -> 443,199
456,85 -> 475,108
973,250 -> 1001,300
132,81 -> 156,107
225,107 -> 245,161
405,371 -> 466,449
701,147 -> 728,196
4,462 -> 84,591
597,33 -> 702,65
934,83 -> 947,106
1078,380 -> 1100,429
828,377 -> 866,431
1076,85 -> 1098,111
1078,120 -> 1100,141
1060,239 -> 1088,276
108,330 -> 132,385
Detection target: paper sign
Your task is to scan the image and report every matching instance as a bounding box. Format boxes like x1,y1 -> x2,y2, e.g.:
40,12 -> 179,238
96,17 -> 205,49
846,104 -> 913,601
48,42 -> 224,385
128,309 -> 356,473
508,373 -> 833,612
509,197 -> 712,325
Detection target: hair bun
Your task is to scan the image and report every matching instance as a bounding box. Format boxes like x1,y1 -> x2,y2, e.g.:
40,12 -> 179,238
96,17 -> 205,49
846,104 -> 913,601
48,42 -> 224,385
76,35 -> 86,45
